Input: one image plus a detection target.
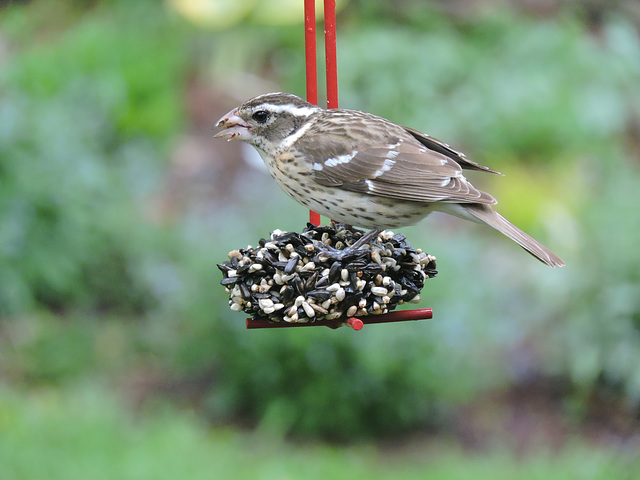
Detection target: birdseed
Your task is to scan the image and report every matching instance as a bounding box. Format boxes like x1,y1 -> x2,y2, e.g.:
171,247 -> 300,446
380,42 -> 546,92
218,222 -> 437,324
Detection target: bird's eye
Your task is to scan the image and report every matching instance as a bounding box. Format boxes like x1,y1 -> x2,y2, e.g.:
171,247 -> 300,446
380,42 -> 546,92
252,110 -> 270,124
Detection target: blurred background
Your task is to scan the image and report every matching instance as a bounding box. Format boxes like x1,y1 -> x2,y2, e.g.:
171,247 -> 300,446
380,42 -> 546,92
1,0 -> 640,477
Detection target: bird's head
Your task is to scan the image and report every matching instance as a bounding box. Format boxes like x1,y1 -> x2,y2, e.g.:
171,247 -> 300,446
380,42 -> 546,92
214,92 -> 321,151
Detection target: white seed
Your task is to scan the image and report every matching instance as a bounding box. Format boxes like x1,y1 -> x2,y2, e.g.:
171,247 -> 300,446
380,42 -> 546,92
382,276 -> 392,286
302,261 -> 316,272
273,303 -> 284,311
327,283 -> 341,292
286,244 -> 295,252
335,288 -> 346,302
263,306 -> 275,314
302,301 -> 315,317
372,302 -> 381,311
289,313 -> 299,322
227,269 -> 237,278
248,263 -> 263,273
371,286 -> 387,296
383,230 -> 394,240
375,274 -> 383,285
347,305 -> 357,317
325,312 -> 342,320
359,299 -> 367,308
294,295 -> 305,307
382,295 -> 391,304
274,273 -> 283,285
356,280 -> 366,291
230,303 -> 242,312
371,250 -> 382,265
228,250 -> 242,260
341,269 -> 349,282
311,303 -> 328,315
231,296 -> 243,305
321,299 -> 332,310
258,298 -> 274,309
409,295 -> 421,304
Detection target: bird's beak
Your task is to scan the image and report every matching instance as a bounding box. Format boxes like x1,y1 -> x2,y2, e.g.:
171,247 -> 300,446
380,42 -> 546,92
214,109 -> 251,141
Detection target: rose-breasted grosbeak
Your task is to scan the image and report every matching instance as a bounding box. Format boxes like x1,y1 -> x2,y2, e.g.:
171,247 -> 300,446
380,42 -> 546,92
214,92 -> 565,267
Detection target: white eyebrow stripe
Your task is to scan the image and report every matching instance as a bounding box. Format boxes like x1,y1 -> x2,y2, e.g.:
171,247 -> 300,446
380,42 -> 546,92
260,104 -> 320,117
325,150 -> 358,167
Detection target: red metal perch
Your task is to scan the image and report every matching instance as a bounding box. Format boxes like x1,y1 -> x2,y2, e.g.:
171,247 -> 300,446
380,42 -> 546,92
247,309 -> 433,330
246,0 -> 434,330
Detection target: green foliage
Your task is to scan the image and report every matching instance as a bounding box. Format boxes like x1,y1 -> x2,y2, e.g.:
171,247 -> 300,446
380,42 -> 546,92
0,0 -> 187,314
541,154 -> 640,404
333,12 -> 640,164
2,0 -> 640,446
0,384 -> 637,480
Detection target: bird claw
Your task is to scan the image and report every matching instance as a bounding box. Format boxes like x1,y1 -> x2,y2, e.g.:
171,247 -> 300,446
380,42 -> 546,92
311,228 -> 382,262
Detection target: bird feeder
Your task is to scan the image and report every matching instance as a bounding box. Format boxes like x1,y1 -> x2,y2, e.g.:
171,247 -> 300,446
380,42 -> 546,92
218,0 -> 434,330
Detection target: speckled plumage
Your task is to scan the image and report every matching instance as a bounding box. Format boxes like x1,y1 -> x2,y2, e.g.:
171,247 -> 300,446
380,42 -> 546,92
215,93 -> 565,267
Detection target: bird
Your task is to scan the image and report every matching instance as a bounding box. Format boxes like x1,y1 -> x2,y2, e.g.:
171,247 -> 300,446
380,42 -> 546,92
214,92 -> 565,267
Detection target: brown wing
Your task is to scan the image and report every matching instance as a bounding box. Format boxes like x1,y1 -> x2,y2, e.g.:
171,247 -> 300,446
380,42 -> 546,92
297,110 -> 497,205
403,126 -> 502,175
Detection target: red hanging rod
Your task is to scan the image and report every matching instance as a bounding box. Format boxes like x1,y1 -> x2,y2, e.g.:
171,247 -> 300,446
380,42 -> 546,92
324,0 -> 339,110
305,0 -> 322,227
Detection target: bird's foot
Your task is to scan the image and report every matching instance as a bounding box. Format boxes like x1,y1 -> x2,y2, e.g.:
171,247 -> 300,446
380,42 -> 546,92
312,228 -> 382,262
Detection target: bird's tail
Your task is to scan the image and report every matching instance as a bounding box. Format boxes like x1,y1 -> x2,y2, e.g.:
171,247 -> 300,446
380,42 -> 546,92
445,204 -> 565,268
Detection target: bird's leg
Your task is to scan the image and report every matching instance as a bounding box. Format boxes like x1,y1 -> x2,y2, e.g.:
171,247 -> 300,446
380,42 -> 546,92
313,228 -> 382,262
